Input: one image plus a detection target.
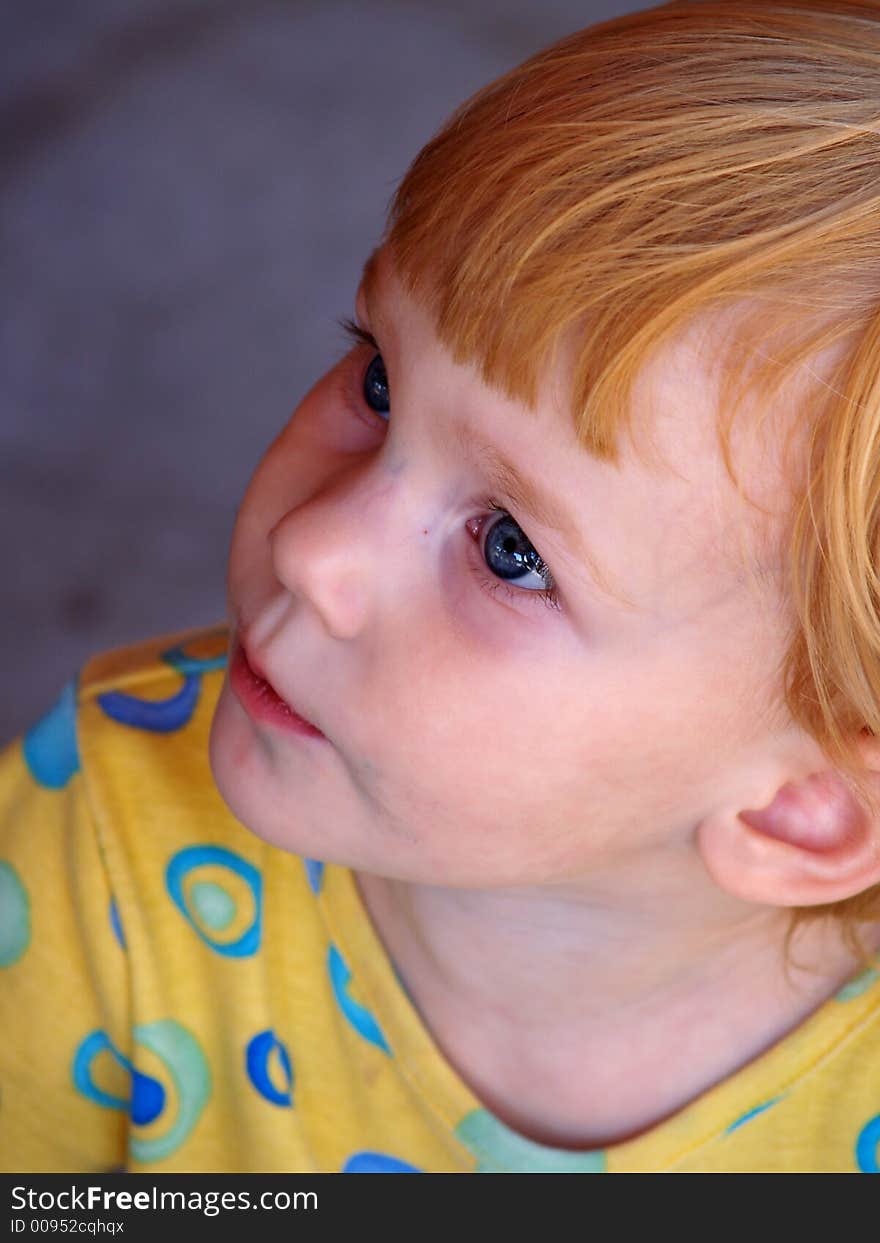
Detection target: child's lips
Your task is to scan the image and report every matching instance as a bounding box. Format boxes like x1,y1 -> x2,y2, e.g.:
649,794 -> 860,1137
231,637 -> 325,738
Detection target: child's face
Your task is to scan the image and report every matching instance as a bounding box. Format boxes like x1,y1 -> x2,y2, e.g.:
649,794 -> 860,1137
210,246 -> 794,891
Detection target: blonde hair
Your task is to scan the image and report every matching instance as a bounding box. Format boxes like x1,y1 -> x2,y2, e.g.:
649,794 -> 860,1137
384,0 -> 880,949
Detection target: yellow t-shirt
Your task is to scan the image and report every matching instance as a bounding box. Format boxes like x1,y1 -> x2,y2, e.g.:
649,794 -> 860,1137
1,625 -> 879,1173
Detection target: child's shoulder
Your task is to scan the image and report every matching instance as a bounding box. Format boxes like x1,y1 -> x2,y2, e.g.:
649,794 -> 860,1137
12,624 -> 231,801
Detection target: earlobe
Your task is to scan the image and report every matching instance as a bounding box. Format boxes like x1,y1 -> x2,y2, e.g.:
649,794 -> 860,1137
697,769 -> 880,907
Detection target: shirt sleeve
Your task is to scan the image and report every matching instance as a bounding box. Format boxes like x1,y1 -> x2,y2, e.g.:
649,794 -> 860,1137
0,683 -> 130,1172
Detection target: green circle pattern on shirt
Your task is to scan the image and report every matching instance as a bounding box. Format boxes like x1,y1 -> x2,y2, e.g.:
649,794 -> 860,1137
129,1019 -> 211,1165
189,881 -> 236,931
835,960 -> 880,1002
455,1109 -> 606,1173
0,861 -> 30,967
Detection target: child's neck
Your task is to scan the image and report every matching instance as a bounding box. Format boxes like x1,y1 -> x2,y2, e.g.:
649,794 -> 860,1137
355,858 -> 879,1150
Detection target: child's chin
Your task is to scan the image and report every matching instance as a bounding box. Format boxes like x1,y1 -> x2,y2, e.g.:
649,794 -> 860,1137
208,687 -> 342,859
207,685 -> 263,825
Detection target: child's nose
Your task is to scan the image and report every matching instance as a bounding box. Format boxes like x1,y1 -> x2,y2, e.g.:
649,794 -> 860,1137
268,458 -> 405,641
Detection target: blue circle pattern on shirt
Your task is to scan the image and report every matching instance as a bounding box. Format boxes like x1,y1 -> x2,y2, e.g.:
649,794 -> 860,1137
856,1113 -> 880,1173
343,1152 -> 421,1173
166,845 -> 262,957
725,1096 -> 784,1135
304,858 -> 324,894
96,635 -> 227,733
109,897 -> 126,951
245,1030 -> 294,1107
73,1030 -> 165,1123
0,861 -> 31,967
72,1021 -> 210,1164
22,681 -> 80,789
73,1029 -> 165,1128
161,641 -> 229,676
327,944 -> 391,1055
97,676 -> 201,733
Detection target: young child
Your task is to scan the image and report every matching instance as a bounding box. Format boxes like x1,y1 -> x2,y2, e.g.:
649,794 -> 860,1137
3,0 -> 880,1174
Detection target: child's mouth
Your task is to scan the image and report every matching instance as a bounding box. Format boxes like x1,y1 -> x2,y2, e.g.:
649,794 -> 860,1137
230,638 -> 325,739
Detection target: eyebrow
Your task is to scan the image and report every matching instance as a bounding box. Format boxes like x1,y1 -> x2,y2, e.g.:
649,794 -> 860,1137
357,248 -> 594,573
449,421 -> 589,562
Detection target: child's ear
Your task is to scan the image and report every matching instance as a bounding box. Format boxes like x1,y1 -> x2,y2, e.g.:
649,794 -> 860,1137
696,734 -> 880,907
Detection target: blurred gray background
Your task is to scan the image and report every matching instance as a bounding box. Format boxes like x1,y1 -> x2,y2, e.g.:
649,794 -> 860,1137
1,0 -> 646,745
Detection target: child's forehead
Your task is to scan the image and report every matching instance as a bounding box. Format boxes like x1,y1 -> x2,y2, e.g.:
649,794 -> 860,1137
618,308 -> 816,598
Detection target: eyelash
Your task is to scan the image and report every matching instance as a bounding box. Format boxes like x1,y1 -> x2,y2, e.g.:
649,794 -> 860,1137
337,317 -> 561,613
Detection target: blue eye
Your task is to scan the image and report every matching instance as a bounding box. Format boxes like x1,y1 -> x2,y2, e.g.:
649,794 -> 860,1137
363,353 -> 390,418
483,511 -> 553,593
